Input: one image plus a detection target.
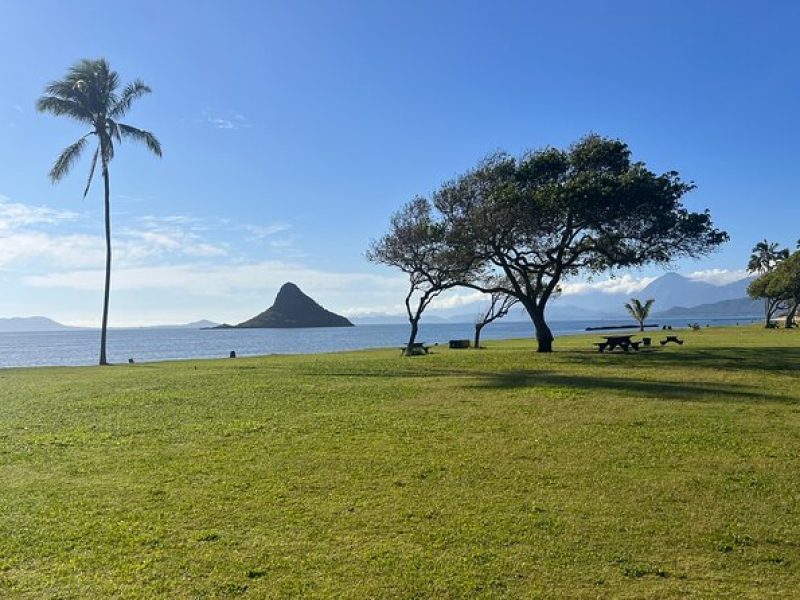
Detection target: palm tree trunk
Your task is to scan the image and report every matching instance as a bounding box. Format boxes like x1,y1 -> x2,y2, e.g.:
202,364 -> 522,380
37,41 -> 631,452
99,163 -> 112,366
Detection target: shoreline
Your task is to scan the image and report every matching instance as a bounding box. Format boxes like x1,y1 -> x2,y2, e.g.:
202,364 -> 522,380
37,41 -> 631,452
0,320 -> 765,371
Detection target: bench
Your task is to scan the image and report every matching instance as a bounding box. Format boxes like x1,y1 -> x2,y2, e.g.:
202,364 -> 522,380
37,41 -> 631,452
593,342 -> 609,353
660,335 -> 684,345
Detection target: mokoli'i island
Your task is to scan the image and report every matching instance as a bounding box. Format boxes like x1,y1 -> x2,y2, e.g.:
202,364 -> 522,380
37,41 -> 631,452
214,282 -> 354,328
1,2 -> 799,597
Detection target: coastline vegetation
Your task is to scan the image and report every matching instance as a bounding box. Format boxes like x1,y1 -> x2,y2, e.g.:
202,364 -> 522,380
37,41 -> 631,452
1,325 -> 798,597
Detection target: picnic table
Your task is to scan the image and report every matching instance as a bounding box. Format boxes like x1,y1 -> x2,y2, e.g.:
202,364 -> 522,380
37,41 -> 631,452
402,342 -> 431,355
594,334 -> 641,353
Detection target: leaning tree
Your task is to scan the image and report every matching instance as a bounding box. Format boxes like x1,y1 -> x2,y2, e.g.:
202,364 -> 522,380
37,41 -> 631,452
37,58 -> 161,365
367,198 -> 470,355
473,282 -> 519,349
433,135 -> 728,352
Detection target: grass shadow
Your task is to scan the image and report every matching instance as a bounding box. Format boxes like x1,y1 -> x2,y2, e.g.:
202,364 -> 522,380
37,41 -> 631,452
560,346 -> 800,373
467,369 -> 791,404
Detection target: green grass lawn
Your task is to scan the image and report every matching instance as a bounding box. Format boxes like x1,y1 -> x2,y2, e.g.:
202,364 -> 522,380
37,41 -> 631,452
1,326 -> 799,598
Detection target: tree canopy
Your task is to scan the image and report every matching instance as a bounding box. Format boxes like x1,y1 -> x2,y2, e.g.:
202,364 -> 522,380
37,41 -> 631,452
433,134 -> 728,351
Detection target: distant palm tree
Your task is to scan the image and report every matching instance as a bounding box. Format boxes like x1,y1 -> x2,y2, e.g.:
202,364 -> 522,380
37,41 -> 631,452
747,239 -> 788,274
37,58 -> 161,365
624,298 -> 655,332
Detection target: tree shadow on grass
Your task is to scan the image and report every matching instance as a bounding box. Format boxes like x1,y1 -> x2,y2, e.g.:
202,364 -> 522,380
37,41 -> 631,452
466,370 -> 792,404
277,364 -> 791,404
559,346 -> 800,374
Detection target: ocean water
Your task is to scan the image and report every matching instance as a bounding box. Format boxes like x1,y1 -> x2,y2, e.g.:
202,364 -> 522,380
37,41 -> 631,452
0,317 -> 757,368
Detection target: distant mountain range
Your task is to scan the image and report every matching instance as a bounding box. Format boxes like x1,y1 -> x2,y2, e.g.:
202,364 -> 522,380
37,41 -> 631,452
353,272 -> 761,323
143,320 -> 220,329
0,317 -> 219,333
656,297 -> 762,318
0,316 -> 78,332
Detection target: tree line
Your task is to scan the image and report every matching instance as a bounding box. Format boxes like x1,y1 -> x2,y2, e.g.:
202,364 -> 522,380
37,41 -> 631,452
747,239 -> 800,328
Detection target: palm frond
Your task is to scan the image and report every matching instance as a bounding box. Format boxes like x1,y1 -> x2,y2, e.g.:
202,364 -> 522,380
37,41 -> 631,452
43,79 -> 86,101
109,80 -> 152,119
118,123 -> 162,157
83,147 -> 99,198
36,96 -> 93,123
45,58 -> 119,116
624,297 -> 654,323
49,135 -> 90,182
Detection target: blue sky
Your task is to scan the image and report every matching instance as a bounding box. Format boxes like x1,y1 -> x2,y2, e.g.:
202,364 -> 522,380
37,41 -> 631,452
0,1 -> 798,325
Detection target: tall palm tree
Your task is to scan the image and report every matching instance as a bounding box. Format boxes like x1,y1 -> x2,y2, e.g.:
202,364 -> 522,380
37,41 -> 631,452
747,239 -> 788,274
624,298 -> 655,332
37,58 -> 161,365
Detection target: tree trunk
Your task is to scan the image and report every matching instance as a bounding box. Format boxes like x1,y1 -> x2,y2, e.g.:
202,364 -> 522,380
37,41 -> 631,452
99,165 -> 112,366
530,304 -> 554,353
639,320 -> 645,332
405,317 -> 420,355
786,301 -> 799,328
474,323 -> 484,349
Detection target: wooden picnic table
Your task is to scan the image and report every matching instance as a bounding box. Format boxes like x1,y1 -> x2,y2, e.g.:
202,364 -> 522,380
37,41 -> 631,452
595,334 -> 641,353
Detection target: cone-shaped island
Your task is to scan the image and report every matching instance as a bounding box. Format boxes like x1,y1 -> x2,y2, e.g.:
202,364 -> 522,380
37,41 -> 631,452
216,282 -> 354,328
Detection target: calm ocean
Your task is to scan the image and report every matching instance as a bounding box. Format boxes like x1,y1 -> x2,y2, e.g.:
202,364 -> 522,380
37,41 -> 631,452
0,317 -> 759,368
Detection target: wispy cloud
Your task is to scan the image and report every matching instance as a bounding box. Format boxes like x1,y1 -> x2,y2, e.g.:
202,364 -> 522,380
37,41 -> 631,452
429,290 -> 485,310
245,223 -> 291,238
0,198 -> 228,269
0,195 -> 78,230
205,112 -> 252,130
559,274 -> 657,296
23,260 -> 406,298
686,268 -> 750,286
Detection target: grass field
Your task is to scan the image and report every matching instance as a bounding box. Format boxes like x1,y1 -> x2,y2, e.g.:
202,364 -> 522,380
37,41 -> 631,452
1,326 -> 798,598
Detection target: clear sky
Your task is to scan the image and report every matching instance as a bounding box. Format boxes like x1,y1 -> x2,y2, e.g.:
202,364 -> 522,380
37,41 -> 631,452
0,0 -> 798,325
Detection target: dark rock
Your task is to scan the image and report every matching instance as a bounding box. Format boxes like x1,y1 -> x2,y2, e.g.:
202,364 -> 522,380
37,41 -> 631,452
230,282 -> 354,329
